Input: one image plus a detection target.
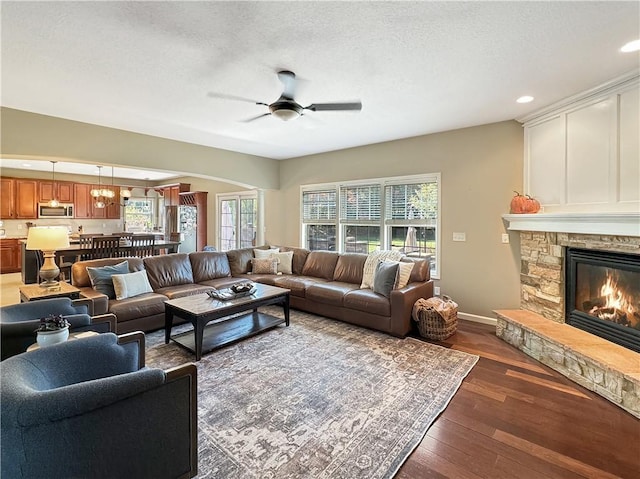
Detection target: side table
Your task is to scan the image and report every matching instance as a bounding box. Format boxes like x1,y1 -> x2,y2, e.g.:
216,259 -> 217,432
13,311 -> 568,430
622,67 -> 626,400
27,331 -> 99,352
19,282 -> 81,303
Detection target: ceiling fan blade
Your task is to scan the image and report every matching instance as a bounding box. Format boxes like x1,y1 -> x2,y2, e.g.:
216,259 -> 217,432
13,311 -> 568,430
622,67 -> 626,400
277,70 -> 297,100
240,113 -> 272,123
304,102 -> 362,112
207,92 -> 268,106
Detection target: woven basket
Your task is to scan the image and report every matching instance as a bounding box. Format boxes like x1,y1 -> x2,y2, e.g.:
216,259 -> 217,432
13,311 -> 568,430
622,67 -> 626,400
412,295 -> 458,340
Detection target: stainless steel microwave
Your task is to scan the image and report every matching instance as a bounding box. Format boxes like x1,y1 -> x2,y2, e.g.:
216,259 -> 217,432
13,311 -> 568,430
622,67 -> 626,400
38,203 -> 74,219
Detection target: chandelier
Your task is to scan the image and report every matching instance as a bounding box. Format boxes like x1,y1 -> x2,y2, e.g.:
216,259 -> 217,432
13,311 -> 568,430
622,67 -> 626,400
48,160 -> 59,207
90,166 -> 115,208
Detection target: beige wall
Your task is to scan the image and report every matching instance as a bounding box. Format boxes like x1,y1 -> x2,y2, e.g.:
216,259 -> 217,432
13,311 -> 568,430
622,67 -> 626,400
1,107 -> 523,318
272,121 -> 524,318
1,107 -> 280,190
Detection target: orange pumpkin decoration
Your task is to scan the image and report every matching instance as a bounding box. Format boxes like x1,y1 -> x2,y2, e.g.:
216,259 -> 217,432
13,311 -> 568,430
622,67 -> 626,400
510,191 -> 540,214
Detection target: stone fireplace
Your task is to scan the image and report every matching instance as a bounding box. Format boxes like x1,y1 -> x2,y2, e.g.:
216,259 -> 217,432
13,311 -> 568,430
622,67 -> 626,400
496,213 -> 640,418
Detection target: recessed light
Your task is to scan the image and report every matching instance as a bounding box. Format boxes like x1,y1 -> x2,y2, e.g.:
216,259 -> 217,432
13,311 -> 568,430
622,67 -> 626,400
621,39 -> 640,53
22,163 -> 32,167
516,96 -> 534,104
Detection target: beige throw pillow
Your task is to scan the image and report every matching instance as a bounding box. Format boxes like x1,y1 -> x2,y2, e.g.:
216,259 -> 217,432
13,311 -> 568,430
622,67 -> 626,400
360,250 -> 404,289
254,248 -> 279,259
384,260 -> 414,289
251,258 -> 278,274
111,270 -> 153,301
269,250 -> 294,274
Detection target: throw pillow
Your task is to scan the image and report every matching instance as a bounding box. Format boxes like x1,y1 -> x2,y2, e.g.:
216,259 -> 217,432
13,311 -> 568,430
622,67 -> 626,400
385,260 -> 414,289
86,261 -> 129,299
269,250 -> 294,274
254,248 -> 280,260
251,258 -> 278,274
373,261 -> 400,298
360,250 -> 404,289
112,270 -> 153,301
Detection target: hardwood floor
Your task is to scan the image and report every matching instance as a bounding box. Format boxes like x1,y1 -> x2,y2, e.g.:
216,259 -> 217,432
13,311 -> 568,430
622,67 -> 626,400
397,321 -> 640,479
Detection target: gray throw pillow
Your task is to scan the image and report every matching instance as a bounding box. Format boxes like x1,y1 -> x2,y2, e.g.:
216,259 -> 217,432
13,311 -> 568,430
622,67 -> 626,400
373,260 -> 399,298
86,261 -> 129,299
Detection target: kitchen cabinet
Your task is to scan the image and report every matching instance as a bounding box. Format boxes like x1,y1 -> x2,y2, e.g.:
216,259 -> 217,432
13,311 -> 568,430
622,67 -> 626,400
1,178 -> 37,219
106,186 -> 121,219
38,181 -> 74,203
1,178 -> 15,219
162,183 -> 191,206
0,238 -> 22,273
74,183 -> 92,219
15,180 -> 38,219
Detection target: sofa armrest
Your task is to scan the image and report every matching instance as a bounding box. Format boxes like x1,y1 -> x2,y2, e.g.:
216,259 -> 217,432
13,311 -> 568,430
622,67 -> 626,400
72,297 -> 93,316
79,287 -> 109,315
389,280 -> 434,337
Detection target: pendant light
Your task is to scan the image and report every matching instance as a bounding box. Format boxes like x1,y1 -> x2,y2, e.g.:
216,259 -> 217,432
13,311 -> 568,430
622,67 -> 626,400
48,161 -> 59,207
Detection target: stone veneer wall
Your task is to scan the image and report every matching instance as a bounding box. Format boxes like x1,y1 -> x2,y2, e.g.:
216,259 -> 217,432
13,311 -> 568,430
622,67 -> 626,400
519,232 -> 640,322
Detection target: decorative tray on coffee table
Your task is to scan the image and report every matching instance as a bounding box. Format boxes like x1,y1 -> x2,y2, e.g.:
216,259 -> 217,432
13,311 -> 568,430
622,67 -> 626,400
206,283 -> 256,301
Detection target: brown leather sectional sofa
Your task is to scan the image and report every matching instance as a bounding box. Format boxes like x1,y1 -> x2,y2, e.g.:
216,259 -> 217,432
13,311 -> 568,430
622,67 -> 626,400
71,246 -> 433,337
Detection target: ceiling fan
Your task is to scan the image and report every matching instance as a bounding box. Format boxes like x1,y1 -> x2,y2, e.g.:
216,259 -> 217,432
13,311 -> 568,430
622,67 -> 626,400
208,70 -> 362,122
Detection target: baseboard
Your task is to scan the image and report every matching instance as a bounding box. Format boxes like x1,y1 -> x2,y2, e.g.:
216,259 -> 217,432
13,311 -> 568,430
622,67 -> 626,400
458,312 -> 497,326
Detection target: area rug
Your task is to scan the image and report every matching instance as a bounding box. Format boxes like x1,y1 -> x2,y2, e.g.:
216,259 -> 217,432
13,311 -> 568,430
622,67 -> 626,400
145,308 -> 479,479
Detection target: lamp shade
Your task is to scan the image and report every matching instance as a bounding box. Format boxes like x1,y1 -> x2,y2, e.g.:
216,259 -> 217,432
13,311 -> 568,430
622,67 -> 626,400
26,227 -> 70,250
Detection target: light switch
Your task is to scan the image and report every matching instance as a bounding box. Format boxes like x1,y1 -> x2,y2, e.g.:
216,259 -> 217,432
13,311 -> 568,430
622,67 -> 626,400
502,234 -> 510,244
452,232 -> 466,242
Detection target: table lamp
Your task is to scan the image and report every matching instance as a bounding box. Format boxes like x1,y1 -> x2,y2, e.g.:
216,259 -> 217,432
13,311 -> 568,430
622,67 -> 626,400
26,226 -> 70,289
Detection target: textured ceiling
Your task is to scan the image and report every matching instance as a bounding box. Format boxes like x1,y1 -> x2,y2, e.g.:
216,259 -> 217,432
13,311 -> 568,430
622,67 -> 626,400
1,1 -> 639,160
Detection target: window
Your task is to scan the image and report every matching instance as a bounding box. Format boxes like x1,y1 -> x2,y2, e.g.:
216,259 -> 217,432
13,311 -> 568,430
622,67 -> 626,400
218,192 -> 258,251
301,174 -> 440,277
124,198 -> 154,232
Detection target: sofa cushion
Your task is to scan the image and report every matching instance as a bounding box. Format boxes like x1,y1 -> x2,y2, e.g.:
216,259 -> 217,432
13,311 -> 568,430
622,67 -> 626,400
373,261 -> 399,298
189,252 -> 231,283
301,251 -> 340,280
86,261 -> 129,299
108,292 -> 168,323
333,254 -> 367,284
143,254 -> 194,290
343,289 -> 391,316
403,257 -> 430,282
72,257 -> 144,288
154,284 -> 214,300
226,247 -> 255,275
272,276 -> 328,298
112,270 -> 153,300
274,246 -> 310,275
306,282 -> 360,306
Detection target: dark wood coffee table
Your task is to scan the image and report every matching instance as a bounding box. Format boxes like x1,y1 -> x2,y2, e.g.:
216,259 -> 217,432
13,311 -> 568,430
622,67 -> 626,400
164,283 -> 290,360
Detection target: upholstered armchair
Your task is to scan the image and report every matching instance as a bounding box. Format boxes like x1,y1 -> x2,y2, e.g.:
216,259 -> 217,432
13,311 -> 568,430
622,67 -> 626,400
1,332 -> 198,478
0,297 -> 116,360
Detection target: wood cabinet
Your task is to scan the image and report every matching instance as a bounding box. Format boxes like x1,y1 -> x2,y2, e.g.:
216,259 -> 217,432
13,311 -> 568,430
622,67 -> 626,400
74,183 -> 92,219
1,178 -> 15,219
38,181 -> 74,203
0,238 -> 22,273
161,183 -> 191,206
14,180 -> 38,219
106,186 -> 121,219
1,178 -> 37,219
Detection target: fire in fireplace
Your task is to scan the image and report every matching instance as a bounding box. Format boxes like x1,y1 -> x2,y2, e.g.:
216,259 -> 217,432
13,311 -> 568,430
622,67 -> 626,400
566,248 -> 640,353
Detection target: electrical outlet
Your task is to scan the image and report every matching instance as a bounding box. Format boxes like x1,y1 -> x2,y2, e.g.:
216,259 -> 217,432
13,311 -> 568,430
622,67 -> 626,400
434,286 -> 441,296
502,233 -> 510,244
102,223 -> 106,228
452,232 -> 466,242
17,224 -> 22,229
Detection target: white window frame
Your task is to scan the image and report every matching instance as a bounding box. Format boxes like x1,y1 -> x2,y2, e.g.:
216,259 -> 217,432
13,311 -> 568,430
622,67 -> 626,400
301,173 -> 441,278
124,197 -> 156,232
216,191 -> 260,251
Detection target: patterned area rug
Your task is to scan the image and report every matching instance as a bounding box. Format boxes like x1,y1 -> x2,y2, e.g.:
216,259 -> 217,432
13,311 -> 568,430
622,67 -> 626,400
145,308 -> 478,479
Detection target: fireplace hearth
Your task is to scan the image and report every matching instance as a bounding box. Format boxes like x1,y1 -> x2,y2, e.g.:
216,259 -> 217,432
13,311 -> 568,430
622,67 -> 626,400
566,248 -> 640,353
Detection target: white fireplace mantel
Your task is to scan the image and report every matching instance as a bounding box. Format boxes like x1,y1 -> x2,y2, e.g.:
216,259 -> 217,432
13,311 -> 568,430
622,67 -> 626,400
502,212 -> 640,237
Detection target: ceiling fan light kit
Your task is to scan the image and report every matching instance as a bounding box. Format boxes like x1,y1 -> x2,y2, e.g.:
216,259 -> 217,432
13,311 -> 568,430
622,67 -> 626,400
210,70 -> 362,123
